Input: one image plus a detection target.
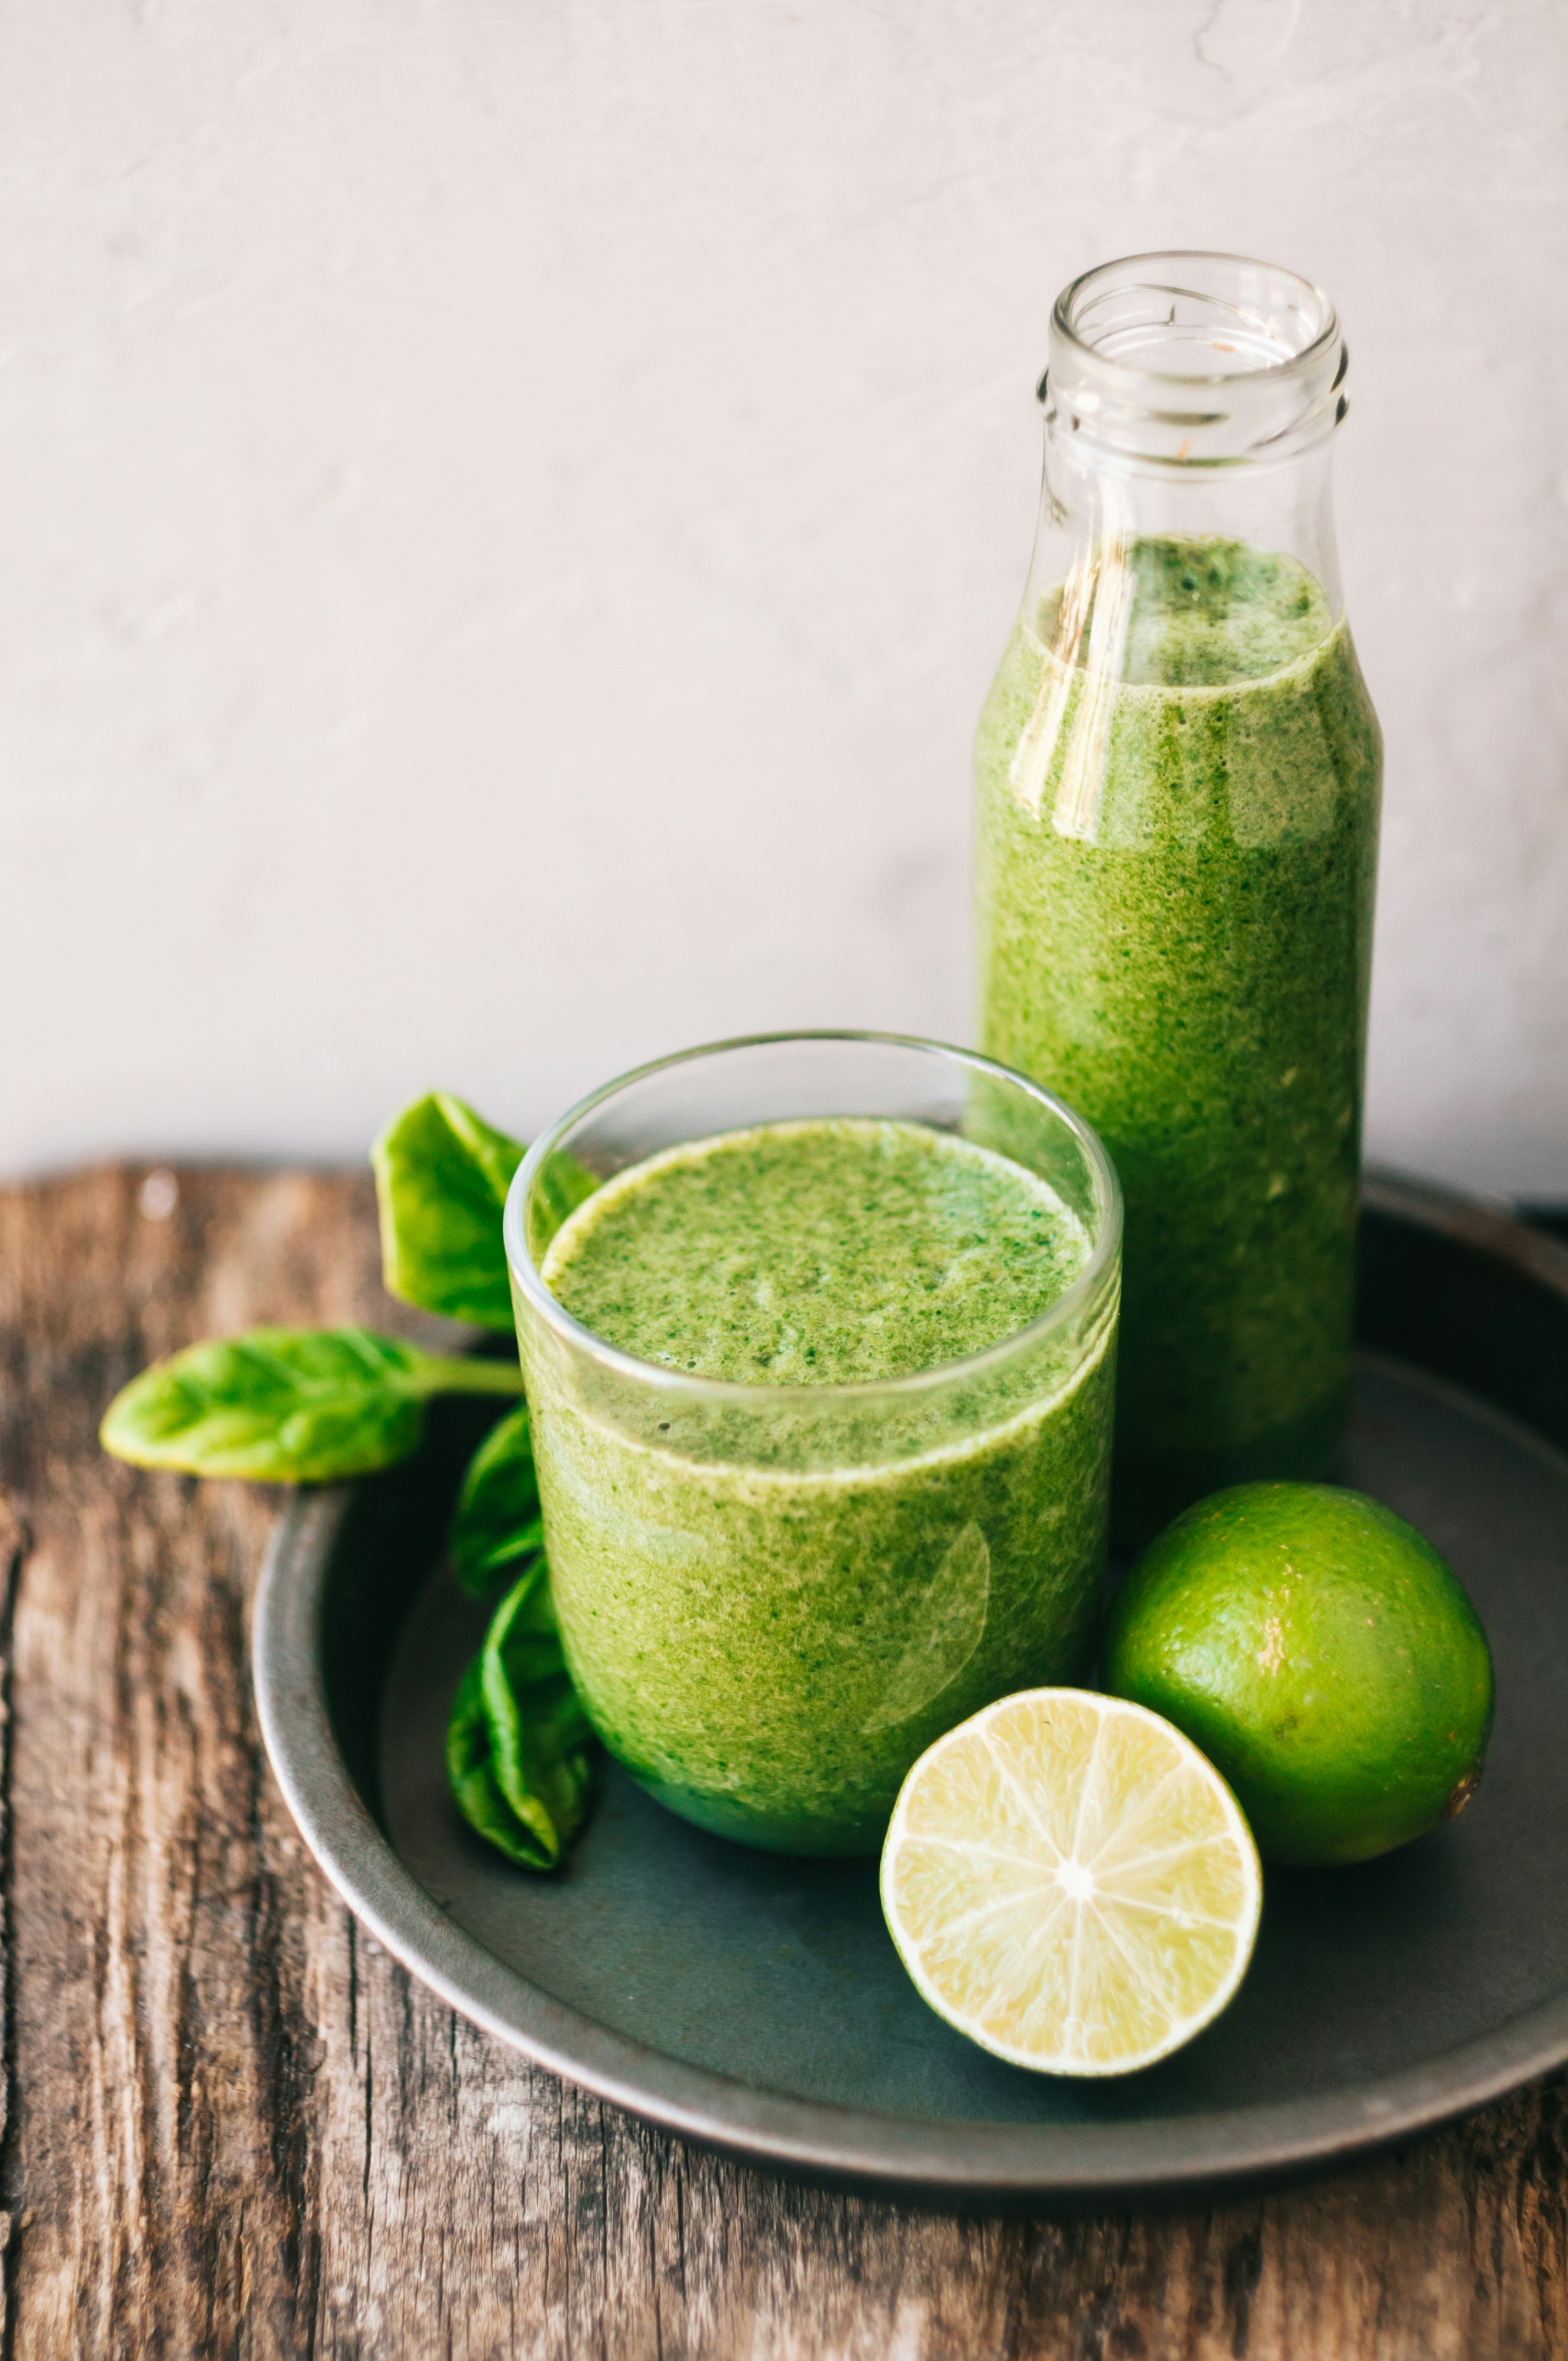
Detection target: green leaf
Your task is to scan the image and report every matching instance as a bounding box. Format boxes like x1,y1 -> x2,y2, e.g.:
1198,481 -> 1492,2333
100,1327 -> 526,1482
451,1403 -> 543,1595
445,1662 -> 547,1869
447,1560 -> 596,1869
372,1092 -> 527,1331
530,1148 -> 602,1247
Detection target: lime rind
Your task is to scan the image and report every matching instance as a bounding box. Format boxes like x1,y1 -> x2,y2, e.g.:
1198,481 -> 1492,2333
1102,1481 -> 1496,1866
880,1689 -> 1262,2078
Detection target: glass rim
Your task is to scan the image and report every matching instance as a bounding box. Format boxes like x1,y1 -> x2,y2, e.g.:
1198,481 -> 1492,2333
1052,248 -> 1341,391
504,1029 -> 1123,1408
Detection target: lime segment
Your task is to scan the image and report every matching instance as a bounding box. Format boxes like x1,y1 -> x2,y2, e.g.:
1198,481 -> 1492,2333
880,1689 -> 1261,2076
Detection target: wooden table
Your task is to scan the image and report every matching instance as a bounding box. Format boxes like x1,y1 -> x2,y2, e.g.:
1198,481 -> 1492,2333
2,1162 -> 1565,2359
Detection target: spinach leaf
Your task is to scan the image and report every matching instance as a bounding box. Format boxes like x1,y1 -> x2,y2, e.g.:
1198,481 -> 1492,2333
100,1327 -> 525,1483
528,1148 -> 602,1256
372,1093 -> 526,1331
450,1403 -> 543,1595
446,1559 -> 596,1869
447,1662 -> 543,1867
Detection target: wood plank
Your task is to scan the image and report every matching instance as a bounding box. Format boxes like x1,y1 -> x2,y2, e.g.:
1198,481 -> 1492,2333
0,1164 -> 1564,2359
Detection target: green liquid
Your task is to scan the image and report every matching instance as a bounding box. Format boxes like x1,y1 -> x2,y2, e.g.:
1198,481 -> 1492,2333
975,539 -> 1381,1539
525,1118 -> 1116,1856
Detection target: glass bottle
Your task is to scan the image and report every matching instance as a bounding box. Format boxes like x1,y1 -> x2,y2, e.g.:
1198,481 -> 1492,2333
975,252 -> 1382,1542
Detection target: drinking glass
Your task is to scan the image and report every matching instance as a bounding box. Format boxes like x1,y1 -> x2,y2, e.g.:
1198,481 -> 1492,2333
505,1032 -> 1120,1856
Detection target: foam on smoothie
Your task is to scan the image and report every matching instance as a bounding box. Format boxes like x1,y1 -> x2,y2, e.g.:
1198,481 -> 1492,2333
541,1117 -> 1091,1386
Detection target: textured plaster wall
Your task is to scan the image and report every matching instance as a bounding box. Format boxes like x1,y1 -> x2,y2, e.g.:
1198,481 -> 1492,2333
3,0 -> 1565,1194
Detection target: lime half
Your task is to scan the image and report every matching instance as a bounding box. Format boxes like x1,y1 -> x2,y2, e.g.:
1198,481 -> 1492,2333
880,1689 -> 1262,2076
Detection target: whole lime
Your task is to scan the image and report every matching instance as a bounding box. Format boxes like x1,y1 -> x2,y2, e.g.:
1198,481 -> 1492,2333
1102,1483 -> 1494,1867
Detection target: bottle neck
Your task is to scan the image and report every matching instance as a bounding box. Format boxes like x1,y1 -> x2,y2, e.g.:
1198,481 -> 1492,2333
1024,253 -> 1351,677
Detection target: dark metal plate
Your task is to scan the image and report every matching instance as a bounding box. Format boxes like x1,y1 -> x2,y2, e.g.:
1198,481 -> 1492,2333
254,1173 -> 1568,2207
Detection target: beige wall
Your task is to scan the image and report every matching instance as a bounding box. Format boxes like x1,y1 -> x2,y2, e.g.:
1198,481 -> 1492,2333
4,0 -> 1565,1195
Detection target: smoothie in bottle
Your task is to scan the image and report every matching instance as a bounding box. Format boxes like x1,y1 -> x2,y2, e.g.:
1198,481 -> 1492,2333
976,254 -> 1381,1539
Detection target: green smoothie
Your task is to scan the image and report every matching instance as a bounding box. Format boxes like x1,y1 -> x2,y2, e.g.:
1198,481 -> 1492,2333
976,537 -> 1381,1538
522,1117 -> 1117,1856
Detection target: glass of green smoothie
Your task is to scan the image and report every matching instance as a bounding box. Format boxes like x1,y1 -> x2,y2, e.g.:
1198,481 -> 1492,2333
976,252 -> 1382,1543
504,1033 -> 1121,1858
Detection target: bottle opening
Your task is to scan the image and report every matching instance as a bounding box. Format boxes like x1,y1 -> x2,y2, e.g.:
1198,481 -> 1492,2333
1059,252 -> 1337,382
1046,251 -> 1347,467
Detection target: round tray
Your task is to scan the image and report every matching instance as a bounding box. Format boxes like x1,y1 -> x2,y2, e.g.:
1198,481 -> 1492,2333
254,1172 -> 1568,2208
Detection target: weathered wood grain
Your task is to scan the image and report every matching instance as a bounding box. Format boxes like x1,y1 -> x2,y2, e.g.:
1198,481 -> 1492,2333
0,1163 -> 1564,2360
